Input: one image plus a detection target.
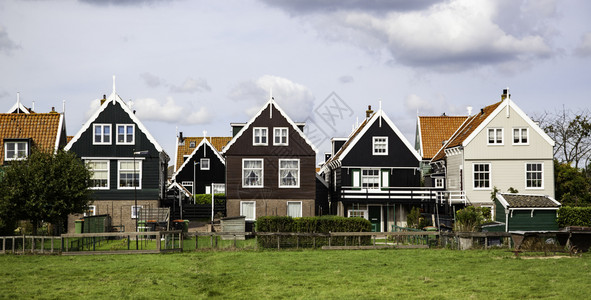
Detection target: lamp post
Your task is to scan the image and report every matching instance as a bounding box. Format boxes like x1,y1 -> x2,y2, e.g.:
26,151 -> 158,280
133,149 -> 149,249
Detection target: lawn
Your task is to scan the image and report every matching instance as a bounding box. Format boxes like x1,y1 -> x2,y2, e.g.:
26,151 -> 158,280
1,249 -> 589,299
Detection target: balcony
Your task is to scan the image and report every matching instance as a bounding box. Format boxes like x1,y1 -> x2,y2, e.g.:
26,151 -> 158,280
340,187 -> 468,206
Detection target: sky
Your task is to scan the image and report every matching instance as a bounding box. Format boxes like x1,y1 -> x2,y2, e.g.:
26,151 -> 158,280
1,0 -> 590,165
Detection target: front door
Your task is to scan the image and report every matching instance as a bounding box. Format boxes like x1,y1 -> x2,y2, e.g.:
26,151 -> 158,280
368,206 -> 381,232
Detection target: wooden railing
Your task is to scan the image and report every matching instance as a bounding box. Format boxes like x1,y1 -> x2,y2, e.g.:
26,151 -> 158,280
0,235 -> 61,254
340,187 -> 441,203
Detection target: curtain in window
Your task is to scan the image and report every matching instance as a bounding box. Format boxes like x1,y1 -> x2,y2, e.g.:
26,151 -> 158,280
280,160 -> 298,186
244,160 -> 262,186
287,202 -> 301,218
242,202 -> 255,220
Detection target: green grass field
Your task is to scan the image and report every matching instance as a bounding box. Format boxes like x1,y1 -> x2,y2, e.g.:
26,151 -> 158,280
1,249 -> 589,299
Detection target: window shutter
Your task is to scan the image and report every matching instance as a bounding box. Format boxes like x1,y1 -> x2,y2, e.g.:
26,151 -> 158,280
381,169 -> 389,188
352,170 -> 360,188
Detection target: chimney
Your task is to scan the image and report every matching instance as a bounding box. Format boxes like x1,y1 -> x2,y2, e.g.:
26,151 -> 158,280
366,105 -> 374,118
101,94 -> 106,105
179,132 -> 184,142
501,88 -> 510,100
50,107 -> 57,114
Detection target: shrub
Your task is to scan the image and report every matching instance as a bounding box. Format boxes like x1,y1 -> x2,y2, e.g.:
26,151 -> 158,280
454,206 -> 485,232
407,207 -> 421,229
193,194 -> 226,205
557,207 -> 591,227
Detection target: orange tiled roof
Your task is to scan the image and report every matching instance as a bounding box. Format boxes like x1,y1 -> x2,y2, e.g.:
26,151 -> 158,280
432,101 -> 503,162
175,136 -> 232,171
0,112 -> 63,164
418,116 -> 467,160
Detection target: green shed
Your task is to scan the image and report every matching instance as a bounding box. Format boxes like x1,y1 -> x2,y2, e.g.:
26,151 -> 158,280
494,193 -> 561,232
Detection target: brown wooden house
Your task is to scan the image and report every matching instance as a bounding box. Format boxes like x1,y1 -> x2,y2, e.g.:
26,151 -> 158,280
222,98 -> 317,221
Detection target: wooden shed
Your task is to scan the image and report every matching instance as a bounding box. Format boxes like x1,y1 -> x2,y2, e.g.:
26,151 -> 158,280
494,193 -> 561,232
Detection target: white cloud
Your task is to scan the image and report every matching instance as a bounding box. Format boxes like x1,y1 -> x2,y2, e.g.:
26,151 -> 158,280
140,72 -> 165,88
0,25 -> 20,54
574,32 -> 591,58
133,97 -> 211,124
230,75 -> 316,121
170,77 -> 211,93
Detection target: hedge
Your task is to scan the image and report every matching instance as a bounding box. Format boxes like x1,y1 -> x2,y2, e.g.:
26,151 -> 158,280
255,216 -> 371,248
557,207 -> 591,227
193,194 -> 226,205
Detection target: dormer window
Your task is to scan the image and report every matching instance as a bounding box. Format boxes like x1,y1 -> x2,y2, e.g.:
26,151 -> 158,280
253,127 -> 268,146
274,128 -> 288,146
4,140 -> 28,161
487,128 -> 503,145
93,124 -> 111,145
116,124 -> 134,145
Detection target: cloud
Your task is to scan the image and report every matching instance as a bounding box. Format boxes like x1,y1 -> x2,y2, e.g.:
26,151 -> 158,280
260,0 -> 441,14
230,75 -> 316,121
404,93 -> 467,116
133,97 -> 211,124
169,78 -> 211,93
339,75 -> 354,84
0,25 -> 20,55
140,72 -> 165,88
574,32 -> 591,58
78,0 -> 174,6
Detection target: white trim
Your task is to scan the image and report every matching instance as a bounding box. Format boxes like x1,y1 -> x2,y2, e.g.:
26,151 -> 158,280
86,160 -> 110,190
4,140 -> 28,161
54,114 -> 64,153
171,137 -> 226,182
278,158 -> 300,188
222,99 -> 318,154
252,127 -> 268,146
82,156 -> 145,160
524,162 -> 544,190
430,116 -> 472,163
512,127 -> 529,145
287,201 -> 303,218
115,124 -> 135,145
416,115 -> 424,158
92,124 -> 112,145
84,205 -> 97,217
242,158 -> 264,188
65,90 -> 167,154
372,136 -> 388,155
240,201 -> 256,221
167,181 -> 191,198
117,160 -> 142,190
6,99 -> 31,114
273,127 -> 289,146
348,208 -> 368,220
200,158 -> 210,170
487,128 -> 504,145
435,178 -> 444,188
472,162 -> 491,190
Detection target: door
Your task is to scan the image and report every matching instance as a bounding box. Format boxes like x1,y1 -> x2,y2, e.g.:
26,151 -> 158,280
368,206 -> 381,232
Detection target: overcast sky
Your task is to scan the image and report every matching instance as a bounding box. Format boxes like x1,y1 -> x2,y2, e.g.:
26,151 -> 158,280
1,0 -> 590,164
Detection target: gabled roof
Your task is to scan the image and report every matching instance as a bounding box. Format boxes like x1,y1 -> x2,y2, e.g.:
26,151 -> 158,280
0,112 -> 64,164
167,181 -> 192,198
497,193 -> 561,209
175,136 -> 231,171
6,94 -> 34,114
65,90 -> 166,155
172,137 -> 229,182
222,98 -> 318,154
417,116 -> 467,160
323,108 -> 420,171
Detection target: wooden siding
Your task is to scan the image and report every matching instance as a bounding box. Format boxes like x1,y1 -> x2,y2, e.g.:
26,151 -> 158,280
507,210 -> 559,231
174,143 -> 225,194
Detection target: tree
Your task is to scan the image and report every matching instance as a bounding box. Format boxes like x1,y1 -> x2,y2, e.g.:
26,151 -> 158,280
537,107 -> 591,168
0,149 -> 92,235
554,160 -> 591,206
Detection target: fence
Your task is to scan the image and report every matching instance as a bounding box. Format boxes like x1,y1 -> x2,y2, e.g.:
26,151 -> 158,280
60,231 -> 183,255
1,236 -> 62,254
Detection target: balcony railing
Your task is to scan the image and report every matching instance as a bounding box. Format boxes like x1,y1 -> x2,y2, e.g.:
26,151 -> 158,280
340,187 -> 468,206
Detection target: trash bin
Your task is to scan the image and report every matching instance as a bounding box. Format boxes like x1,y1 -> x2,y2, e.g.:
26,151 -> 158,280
172,220 -> 184,231
138,220 -> 147,232
183,220 -> 189,233
75,219 -> 84,234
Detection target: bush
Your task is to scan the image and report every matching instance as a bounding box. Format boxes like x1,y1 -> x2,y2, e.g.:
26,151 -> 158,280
407,207 -> 421,229
193,194 -> 226,205
454,206 -> 485,232
557,207 -> 591,227
255,216 -> 372,248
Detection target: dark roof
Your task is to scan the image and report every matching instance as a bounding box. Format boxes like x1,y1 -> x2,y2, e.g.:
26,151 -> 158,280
499,193 -> 560,208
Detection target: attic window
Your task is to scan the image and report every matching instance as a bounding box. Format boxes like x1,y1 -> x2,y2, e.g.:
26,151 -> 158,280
189,141 -> 196,148
4,140 -> 28,161
487,128 -> 503,145
372,137 -> 388,155
253,128 -> 268,146
116,124 -> 134,145
93,124 -> 111,145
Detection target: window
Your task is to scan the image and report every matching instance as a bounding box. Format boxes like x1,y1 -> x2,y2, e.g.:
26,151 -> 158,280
181,181 -> 193,194
131,205 -> 142,219
87,160 -> 109,189
473,163 -> 491,189
348,210 -> 367,219
116,124 -> 134,145
4,141 -> 28,161
435,178 -> 445,188
253,127 -> 268,145
200,158 -> 210,170
373,137 -> 388,155
189,141 -> 196,148
279,159 -> 299,188
93,124 -> 111,145
84,205 -> 96,217
118,160 -> 141,189
287,201 -> 302,218
243,159 -> 263,187
362,169 -> 380,189
487,128 -> 503,145
513,128 -> 529,145
212,183 -> 225,194
240,201 -> 256,221
526,163 -> 543,188
273,128 -> 288,145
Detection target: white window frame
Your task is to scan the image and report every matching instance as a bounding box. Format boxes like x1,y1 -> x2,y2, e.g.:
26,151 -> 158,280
361,169 -> 380,190
84,205 -> 97,217
93,124 -> 112,145
513,128 -> 529,145
525,162 -> 544,189
181,181 -> 194,194
200,158 -> 210,170
87,160 -> 110,190
278,159 -> 300,188
242,158 -> 264,188
473,163 -> 491,190
273,127 -> 289,146
434,178 -> 445,188
189,141 -> 196,148
116,124 -> 135,145
4,141 -> 28,161
131,205 -> 143,219
487,128 -> 503,145
287,201 -> 302,218
372,136 -> 388,155
253,127 -> 268,146
117,160 -> 142,190
240,201 -> 256,221
348,209 -> 368,219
